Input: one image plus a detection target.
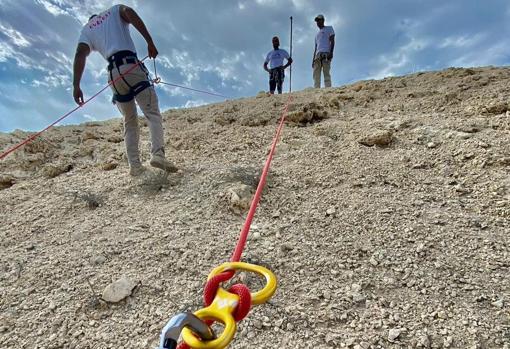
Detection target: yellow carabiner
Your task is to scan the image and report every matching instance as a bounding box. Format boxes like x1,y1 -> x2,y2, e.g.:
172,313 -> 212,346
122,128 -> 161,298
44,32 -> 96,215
181,262 -> 277,349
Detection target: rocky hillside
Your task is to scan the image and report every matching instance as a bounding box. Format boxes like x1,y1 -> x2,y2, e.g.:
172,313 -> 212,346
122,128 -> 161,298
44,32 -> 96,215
0,67 -> 509,349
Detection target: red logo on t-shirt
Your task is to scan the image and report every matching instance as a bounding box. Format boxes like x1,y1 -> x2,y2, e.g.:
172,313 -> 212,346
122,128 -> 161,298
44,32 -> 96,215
89,11 -> 110,29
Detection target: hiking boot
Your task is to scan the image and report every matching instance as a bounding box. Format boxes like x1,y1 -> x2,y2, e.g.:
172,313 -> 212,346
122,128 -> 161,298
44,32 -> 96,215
129,165 -> 147,177
150,155 -> 178,173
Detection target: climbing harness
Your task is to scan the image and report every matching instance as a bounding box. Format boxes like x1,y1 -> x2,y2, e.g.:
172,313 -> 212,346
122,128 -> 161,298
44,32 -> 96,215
158,95 -> 293,349
107,50 -> 152,103
315,52 -> 331,66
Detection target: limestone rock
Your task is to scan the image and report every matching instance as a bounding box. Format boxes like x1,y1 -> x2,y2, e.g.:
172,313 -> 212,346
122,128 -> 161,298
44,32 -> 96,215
102,276 -> 137,303
227,183 -> 253,212
358,130 -> 393,147
41,163 -> 73,178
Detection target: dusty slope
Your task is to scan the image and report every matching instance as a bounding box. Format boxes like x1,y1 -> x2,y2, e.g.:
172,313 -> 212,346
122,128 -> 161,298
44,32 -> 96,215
0,67 -> 509,349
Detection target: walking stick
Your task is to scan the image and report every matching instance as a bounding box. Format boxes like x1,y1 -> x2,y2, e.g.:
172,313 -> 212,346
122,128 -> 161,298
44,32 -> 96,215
289,16 -> 293,93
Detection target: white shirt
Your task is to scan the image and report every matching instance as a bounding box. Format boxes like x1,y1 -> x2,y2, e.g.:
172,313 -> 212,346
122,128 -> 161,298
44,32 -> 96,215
265,49 -> 290,69
78,5 -> 136,60
315,26 -> 335,53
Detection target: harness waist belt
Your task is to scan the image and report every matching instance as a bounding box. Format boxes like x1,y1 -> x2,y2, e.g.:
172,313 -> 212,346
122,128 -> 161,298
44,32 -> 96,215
107,50 -> 138,71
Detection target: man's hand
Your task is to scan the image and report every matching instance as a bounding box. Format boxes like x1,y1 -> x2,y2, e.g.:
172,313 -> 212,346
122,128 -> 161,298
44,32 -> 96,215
284,57 -> 293,69
73,86 -> 84,105
148,41 -> 158,58
327,52 -> 333,60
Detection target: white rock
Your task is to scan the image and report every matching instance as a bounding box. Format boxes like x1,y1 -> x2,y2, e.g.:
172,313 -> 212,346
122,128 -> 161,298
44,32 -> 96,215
444,336 -> 453,348
91,255 -> 106,265
388,328 -> 402,341
351,283 -> 362,292
369,256 -> 379,266
102,275 -> 137,303
491,299 -> 504,308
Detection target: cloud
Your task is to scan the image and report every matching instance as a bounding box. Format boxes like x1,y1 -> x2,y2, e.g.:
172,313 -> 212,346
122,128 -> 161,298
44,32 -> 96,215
0,22 -> 31,47
184,99 -> 207,108
35,0 -> 68,17
83,114 -> 98,121
439,34 -> 485,49
371,37 -> 430,79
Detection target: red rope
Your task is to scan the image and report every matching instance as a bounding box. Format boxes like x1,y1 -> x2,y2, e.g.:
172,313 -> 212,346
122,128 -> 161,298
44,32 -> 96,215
178,96 -> 293,348
231,95 -> 293,262
0,56 -> 149,161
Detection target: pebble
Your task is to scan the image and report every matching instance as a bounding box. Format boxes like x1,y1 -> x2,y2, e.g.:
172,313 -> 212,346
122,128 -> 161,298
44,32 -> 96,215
352,293 -> 366,303
280,243 -> 294,252
491,299 -> 504,308
388,328 -> 402,341
351,283 -> 362,292
326,207 -> 336,216
444,336 -> 453,348
369,256 -> 379,266
90,255 -> 106,265
102,275 -> 137,303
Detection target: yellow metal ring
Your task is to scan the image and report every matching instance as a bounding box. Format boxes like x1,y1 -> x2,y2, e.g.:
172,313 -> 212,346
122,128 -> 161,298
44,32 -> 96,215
182,287 -> 238,349
208,262 -> 277,305
182,262 -> 277,349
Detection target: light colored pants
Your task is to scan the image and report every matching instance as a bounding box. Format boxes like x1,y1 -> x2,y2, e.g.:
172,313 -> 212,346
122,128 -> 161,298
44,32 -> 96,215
109,63 -> 165,167
313,53 -> 332,88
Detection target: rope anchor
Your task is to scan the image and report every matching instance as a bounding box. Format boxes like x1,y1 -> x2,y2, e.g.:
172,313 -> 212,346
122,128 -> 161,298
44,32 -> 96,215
159,262 -> 277,349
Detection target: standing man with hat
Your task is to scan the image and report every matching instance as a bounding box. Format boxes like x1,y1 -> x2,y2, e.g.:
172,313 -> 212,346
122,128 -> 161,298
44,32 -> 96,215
312,14 -> 335,88
73,4 -> 177,176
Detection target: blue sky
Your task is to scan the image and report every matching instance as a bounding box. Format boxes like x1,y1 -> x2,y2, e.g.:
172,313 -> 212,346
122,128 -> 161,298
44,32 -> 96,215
1,0 -> 510,132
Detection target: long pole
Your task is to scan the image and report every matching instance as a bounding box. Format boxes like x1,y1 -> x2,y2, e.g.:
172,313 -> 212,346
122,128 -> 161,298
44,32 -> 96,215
289,16 -> 293,93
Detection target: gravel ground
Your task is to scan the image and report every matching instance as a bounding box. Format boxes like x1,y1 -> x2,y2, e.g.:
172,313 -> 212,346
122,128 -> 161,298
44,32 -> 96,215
0,66 -> 509,348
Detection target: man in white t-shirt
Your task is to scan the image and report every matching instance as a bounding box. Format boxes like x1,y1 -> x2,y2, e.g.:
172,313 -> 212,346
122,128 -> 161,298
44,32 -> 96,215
73,4 -> 177,176
263,36 -> 293,94
312,14 -> 335,88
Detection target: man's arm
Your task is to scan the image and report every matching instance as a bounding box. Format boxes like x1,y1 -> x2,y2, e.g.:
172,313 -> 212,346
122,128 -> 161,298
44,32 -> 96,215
119,5 -> 158,58
284,57 -> 293,69
264,61 -> 270,73
72,43 -> 90,105
312,43 -> 317,68
328,35 -> 335,60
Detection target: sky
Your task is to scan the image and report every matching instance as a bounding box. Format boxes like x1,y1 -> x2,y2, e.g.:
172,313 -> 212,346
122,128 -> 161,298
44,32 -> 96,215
1,0 -> 510,132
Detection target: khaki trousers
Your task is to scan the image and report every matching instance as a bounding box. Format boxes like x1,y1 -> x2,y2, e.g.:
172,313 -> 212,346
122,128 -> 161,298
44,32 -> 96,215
109,64 -> 165,167
313,54 -> 332,88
